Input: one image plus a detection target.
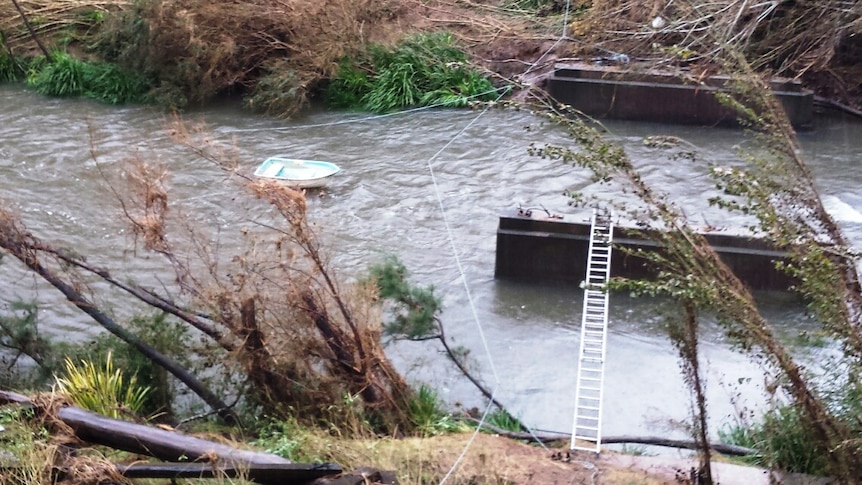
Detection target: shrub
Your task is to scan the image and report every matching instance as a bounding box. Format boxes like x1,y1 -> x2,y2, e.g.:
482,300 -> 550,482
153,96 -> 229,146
326,32 -> 500,113
26,51 -> 148,103
244,60 -> 308,117
719,404 -> 830,475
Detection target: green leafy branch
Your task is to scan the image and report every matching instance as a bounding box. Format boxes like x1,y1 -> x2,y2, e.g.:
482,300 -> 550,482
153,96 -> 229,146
367,256 -> 524,428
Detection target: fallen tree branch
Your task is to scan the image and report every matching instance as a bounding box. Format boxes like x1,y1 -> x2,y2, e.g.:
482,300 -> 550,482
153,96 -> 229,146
35,243 -> 236,351
472,420 -> 756,456
0,214 -> 239,425
814,95 -> 862,119
9,0 -> 51,60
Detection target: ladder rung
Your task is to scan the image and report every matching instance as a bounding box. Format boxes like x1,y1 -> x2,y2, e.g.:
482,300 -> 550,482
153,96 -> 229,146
574,436 -> 598,443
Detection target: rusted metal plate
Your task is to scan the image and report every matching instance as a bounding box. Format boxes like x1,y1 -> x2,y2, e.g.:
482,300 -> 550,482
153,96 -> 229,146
495,211 -> 795,290
548,63 -> 813,128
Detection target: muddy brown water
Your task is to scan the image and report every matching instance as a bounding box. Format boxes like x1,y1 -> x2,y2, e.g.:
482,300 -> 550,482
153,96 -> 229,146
2,84 -> 861,443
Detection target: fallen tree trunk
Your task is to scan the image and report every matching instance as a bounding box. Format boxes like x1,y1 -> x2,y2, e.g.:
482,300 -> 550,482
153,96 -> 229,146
472,420 -> 756,456
0,390 -> 288,465
60,407 -> 291,464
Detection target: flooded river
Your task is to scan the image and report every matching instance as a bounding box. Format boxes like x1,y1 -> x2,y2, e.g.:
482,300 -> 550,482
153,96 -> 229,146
2,84 -> 861,441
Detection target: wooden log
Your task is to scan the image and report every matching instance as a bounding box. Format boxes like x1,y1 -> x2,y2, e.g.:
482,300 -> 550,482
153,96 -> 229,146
0,390 -> 292,466
0,389 -> 30,406
471,420 -> 756,456
114,462 -> 341,483
59,406 -> 291,465
601,435 -> 756,457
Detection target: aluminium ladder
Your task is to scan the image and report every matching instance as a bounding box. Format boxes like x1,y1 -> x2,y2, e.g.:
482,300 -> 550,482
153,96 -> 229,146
571,208 -> 614,453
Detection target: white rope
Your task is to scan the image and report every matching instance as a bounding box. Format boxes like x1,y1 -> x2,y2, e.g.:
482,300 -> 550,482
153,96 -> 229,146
521,0 -> 575,76
425,97 -> 502,385
435,2 -> 575,482
218,87 -> 508,134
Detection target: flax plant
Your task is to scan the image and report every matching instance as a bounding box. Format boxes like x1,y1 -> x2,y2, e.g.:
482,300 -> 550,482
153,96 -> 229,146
55,351 -> 150,420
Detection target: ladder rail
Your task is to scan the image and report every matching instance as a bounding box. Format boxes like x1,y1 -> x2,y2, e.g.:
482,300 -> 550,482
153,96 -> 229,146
571,209 -> 614,453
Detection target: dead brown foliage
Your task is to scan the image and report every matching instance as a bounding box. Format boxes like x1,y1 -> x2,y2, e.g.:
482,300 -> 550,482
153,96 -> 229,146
548,0 -> 862,112
96,0 -> 405,110
568,1 -> 862,80
104,121 -> 416,433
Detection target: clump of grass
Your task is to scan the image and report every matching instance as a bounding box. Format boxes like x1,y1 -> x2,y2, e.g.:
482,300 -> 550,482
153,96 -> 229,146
26,51 -> 148,103
55,352 -> 150,420
0,406 -> 55,484
407,385 -> 468,437
27,52 -> 85,96
484,408 -> 523,432
253,417 -> 310,461
719,404 -> 830,475
326,32 -> 501,113
0,51 -> 27,83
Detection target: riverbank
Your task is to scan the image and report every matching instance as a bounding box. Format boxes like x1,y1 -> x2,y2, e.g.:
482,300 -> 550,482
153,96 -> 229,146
2,1 -> 859,114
